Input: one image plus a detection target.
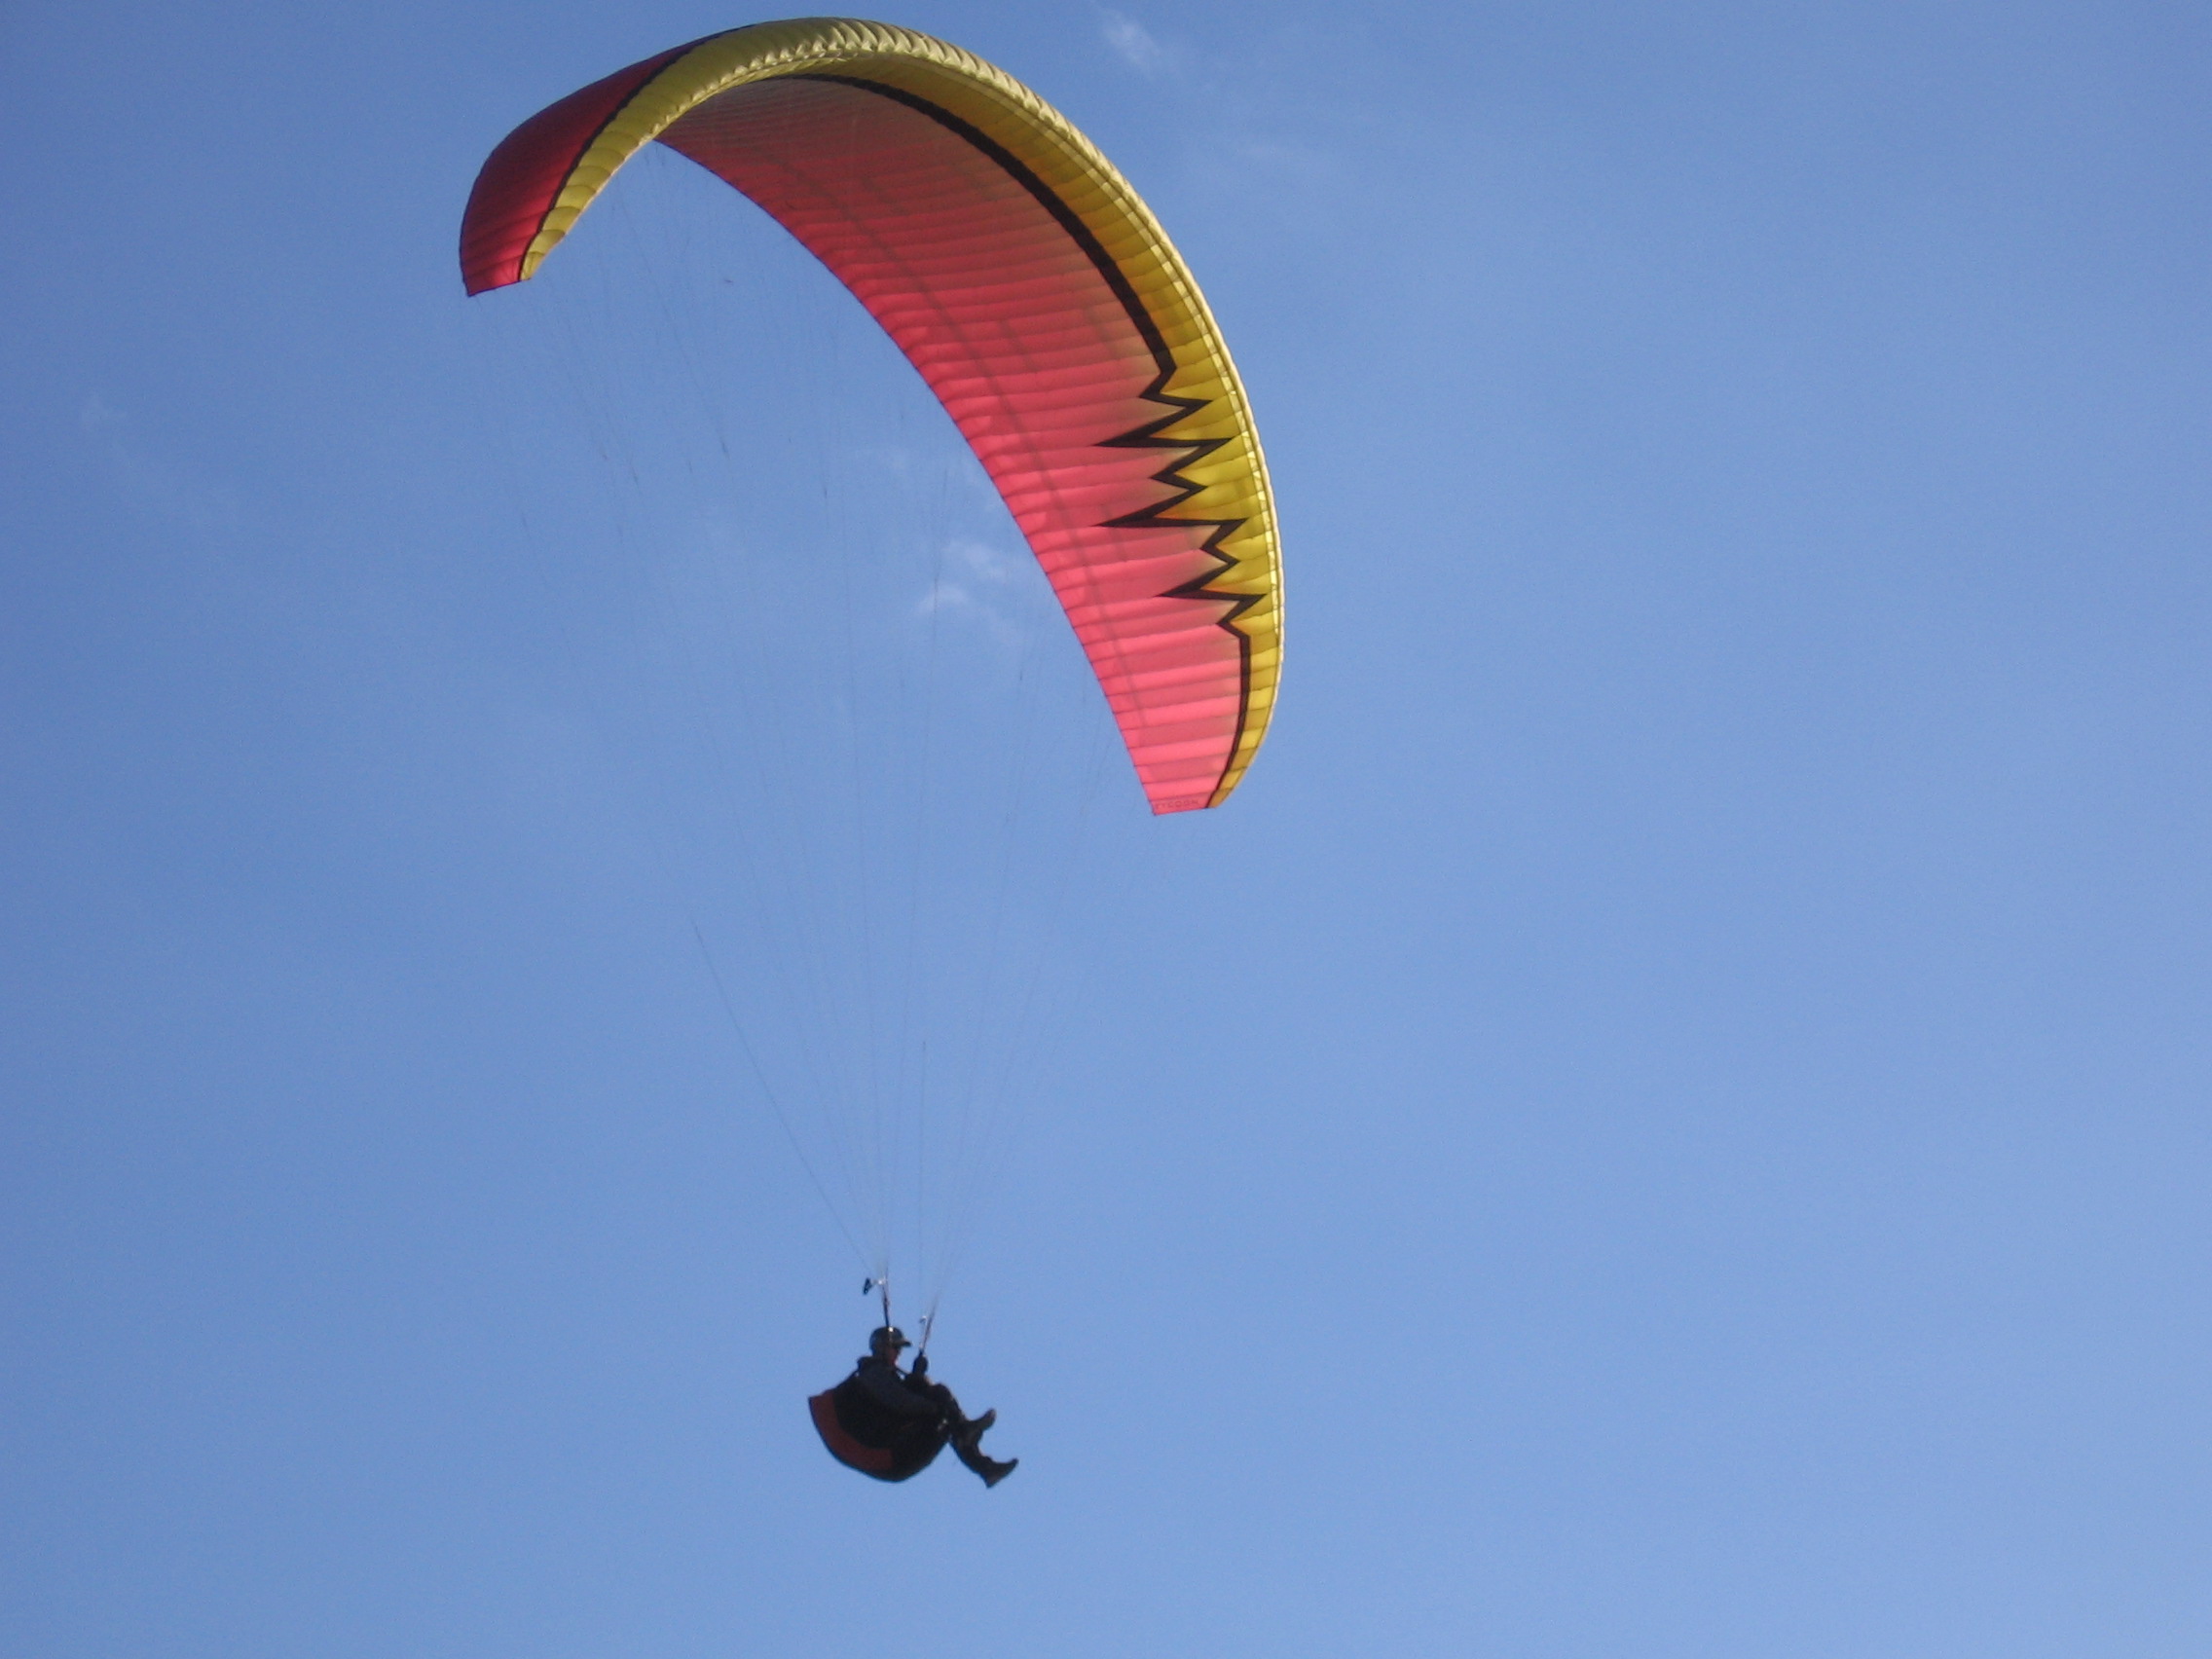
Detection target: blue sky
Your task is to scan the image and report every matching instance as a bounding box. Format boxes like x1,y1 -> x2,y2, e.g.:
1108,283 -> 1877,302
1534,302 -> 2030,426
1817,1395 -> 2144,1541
6,4 -> 2210,1655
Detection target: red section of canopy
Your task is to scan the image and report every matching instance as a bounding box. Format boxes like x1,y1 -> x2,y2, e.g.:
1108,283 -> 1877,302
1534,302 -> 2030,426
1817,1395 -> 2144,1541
459,43 -> 697,294
655,77 -> 1246,812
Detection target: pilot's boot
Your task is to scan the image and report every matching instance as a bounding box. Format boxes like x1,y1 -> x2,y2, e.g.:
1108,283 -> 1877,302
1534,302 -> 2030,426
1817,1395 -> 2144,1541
957,1408 -> 997,1441
951,1427 -> 1016,1487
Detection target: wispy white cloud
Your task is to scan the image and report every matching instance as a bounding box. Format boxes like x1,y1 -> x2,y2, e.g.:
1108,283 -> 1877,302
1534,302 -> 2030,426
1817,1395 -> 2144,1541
1101,10 -> 1178,78
948,536 -> 1027,588
1191,136 -> 1349,199
1094,17 -> 1344,198
77,390 -> 245,534
915,537 -> 1038,646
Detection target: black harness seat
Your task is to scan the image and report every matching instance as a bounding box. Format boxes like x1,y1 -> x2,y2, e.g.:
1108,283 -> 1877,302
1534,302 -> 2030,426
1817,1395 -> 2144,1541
807,1371 -> 946,1483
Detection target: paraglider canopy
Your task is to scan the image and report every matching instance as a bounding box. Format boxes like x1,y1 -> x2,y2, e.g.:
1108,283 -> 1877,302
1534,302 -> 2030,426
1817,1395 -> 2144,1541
460,17 -> 1282,814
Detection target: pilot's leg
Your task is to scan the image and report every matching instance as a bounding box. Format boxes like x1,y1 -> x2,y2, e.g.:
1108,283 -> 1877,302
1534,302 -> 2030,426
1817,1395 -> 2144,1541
950,1429 -> 1017,1488
911,1373 -> 1014,1485
913,1377 -> 982,1432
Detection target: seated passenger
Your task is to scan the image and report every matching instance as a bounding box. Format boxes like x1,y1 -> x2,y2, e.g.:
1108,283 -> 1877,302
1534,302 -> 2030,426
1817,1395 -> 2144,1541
808,1326 -> 1016,1487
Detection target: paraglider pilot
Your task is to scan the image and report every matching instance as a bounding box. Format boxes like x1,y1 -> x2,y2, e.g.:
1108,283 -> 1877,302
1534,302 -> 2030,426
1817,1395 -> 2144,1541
809,1327 -> 1016,1487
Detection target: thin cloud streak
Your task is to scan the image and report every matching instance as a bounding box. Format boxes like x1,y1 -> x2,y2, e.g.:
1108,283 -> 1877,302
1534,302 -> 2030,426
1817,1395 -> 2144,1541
1100,10 -> 1177,79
